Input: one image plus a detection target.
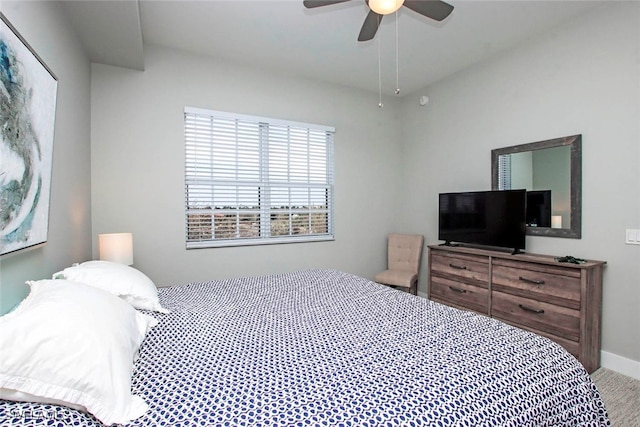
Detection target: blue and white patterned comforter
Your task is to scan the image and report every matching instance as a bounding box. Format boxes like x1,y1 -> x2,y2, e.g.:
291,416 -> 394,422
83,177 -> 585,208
0,269 -> 609,426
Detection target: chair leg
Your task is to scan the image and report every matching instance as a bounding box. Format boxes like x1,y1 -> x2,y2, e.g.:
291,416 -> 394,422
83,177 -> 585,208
410,280 -> 418,295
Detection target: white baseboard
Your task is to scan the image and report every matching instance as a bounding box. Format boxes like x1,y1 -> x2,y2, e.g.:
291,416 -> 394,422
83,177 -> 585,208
601,350 -> 640,380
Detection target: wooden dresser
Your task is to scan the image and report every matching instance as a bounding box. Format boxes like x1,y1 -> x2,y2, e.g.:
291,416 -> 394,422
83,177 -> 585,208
428,245 -> 606,373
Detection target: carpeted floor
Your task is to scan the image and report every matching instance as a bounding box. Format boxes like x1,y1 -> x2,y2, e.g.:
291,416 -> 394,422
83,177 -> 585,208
591,368 -> 640,426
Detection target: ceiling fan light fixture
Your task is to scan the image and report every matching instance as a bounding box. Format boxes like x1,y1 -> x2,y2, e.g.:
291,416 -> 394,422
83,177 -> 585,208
368,0 -> 405,15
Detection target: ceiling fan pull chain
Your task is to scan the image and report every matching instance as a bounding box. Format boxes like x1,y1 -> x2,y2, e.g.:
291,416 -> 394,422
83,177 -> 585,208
395,9 -> 400,95
378,15 -> 383,108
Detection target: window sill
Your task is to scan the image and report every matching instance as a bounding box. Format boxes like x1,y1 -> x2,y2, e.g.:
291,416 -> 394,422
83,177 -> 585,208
186,235 -> 335,249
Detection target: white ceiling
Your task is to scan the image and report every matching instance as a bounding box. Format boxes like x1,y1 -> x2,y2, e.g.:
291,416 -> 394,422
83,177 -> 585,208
62,0 -> 611,96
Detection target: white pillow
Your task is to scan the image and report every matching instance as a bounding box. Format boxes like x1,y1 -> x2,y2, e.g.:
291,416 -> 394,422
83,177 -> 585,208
54,260 -> 169,313
0,279 -> 157,425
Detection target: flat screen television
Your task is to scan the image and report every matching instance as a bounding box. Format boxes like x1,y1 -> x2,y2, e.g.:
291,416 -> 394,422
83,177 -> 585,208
526,190 -> 551,228
438,189 -> 526,253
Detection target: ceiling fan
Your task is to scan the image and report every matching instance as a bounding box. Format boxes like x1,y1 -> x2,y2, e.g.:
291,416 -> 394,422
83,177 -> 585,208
303,0 -> 454,41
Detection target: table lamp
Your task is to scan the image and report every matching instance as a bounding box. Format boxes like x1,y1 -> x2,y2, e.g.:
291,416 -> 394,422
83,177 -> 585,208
98,232 -> 133,265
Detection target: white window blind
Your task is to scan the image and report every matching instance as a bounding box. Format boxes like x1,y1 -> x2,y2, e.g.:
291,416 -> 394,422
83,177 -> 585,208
185,107 -> 335,248
498,154 -> 512,190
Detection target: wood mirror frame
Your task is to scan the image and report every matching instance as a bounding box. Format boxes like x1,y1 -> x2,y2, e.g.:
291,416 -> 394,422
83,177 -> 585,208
491,135 -> 582,238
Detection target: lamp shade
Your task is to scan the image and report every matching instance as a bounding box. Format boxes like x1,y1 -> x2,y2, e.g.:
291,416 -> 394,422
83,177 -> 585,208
98,233 -> 133,265
551,216 -> 563,229
369,0 -> 405,15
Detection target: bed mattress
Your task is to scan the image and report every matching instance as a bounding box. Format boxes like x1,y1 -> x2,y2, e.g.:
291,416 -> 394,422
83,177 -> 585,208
0,269 -> 609,426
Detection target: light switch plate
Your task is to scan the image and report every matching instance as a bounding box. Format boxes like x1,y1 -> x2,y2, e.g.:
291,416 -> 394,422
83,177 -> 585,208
625,229 -> 640,245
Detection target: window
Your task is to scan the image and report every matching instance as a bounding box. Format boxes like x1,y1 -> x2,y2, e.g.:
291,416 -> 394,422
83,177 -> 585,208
184,107 -> 335,248
498,154 -> 512,190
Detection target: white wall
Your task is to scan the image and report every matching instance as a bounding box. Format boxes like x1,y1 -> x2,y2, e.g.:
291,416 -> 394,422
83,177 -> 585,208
533,147 -> 570,226
400,2 -> 640,367
511,151 -> 533,190
0,1 -> 92,314
90,45 -> 403,287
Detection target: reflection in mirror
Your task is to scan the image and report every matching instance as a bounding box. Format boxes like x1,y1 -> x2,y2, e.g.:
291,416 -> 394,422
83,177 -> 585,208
500,146 -> 570,228
492,135 -> 581,239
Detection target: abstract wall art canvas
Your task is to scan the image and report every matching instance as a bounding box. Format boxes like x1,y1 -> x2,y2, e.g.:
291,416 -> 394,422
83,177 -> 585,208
0,13 -> 58,256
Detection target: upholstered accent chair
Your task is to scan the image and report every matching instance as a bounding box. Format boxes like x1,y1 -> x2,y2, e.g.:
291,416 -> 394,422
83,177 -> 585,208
374,234 -> 424,295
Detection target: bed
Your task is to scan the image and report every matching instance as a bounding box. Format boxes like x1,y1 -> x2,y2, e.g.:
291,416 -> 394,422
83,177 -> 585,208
0,268 -> 609,426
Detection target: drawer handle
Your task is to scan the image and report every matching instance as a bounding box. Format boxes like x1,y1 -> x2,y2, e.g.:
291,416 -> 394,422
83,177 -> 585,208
518,304 -> 545,314
519,276 -> 545,285
449,263 -> 468,270
449,286 -> 467,294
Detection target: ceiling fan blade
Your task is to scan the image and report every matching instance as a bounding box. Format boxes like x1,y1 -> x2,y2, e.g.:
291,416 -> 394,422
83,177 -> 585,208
358,10 -> 382,41
303,0 -> 352,8
403,0 -> 454,22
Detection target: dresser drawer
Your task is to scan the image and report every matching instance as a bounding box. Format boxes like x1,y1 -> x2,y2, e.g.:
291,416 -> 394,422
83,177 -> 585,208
430,275 -> 489,314
492,259 -> 581,310
498,318 -> 580,358
492,291 -> 580,342
431,252 -> 489,286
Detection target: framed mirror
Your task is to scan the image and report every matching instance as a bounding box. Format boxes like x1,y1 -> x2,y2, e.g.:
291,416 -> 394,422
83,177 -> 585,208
491,135 -> 581,238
